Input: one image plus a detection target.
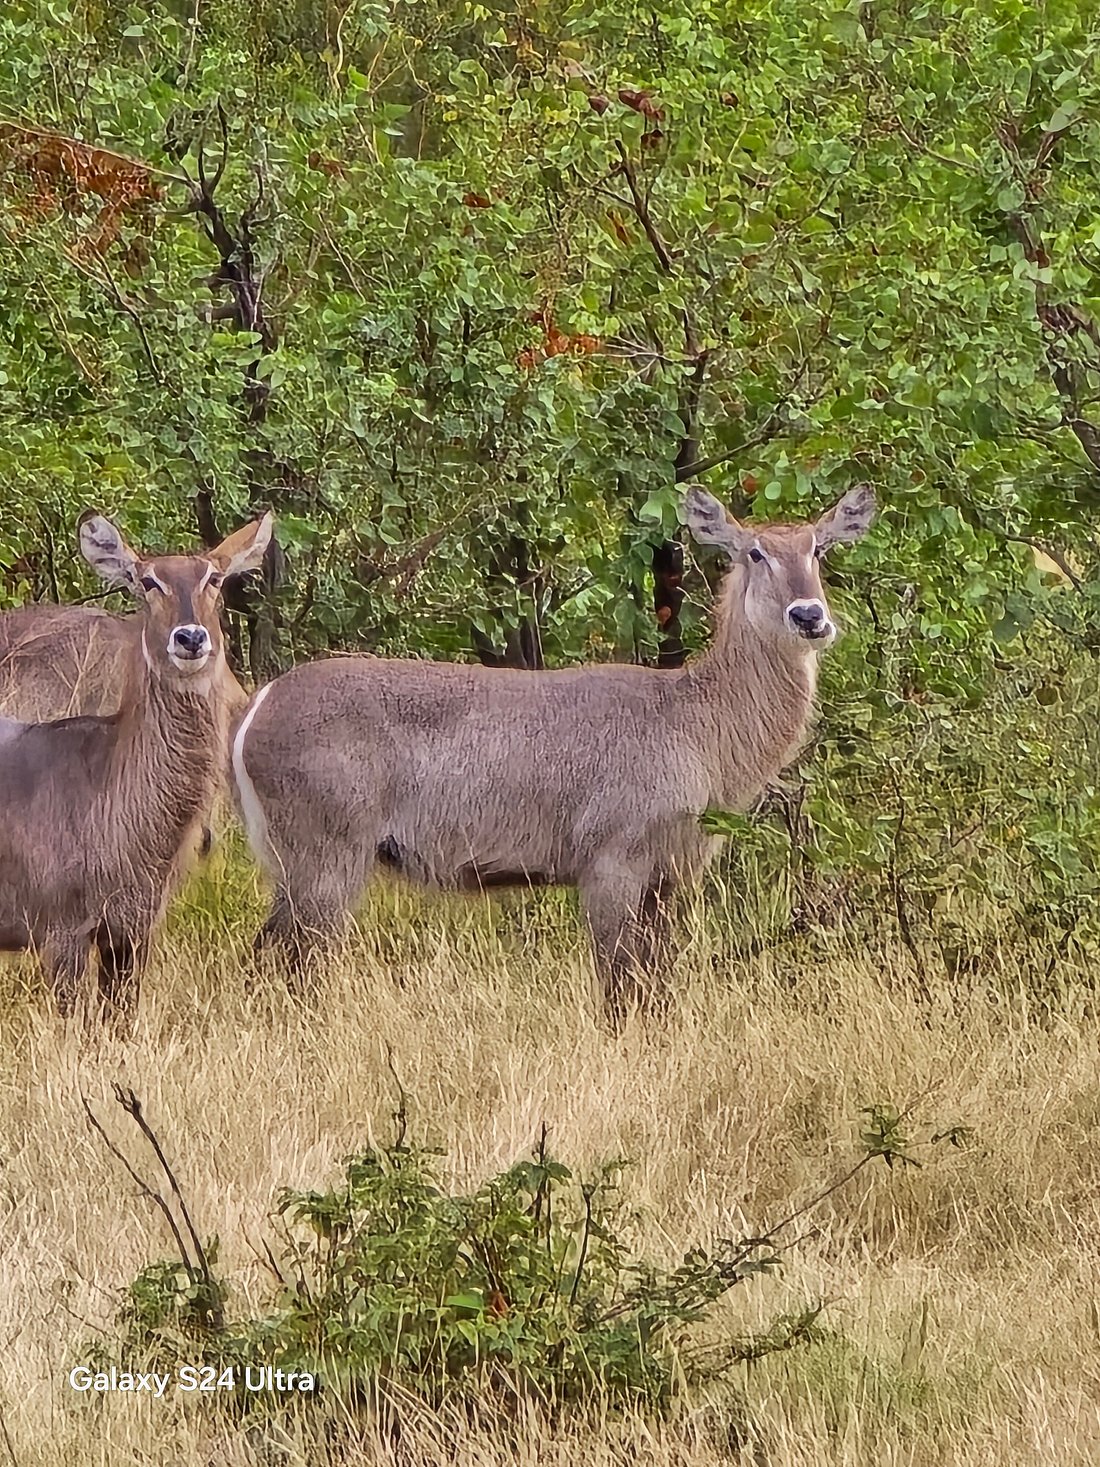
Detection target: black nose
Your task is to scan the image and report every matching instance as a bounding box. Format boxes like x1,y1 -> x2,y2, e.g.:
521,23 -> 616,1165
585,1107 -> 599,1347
173,626 -> 208,654
789,604 -> 825,633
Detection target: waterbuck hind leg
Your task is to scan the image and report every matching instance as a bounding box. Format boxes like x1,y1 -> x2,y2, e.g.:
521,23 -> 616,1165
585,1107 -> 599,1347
253,889 -> 336,978
254,889 -> 298,957
254,855 -> 370,989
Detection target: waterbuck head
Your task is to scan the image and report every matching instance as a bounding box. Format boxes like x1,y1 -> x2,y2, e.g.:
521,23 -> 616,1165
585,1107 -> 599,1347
682,484 -> 875,649
77,511 -> 274,683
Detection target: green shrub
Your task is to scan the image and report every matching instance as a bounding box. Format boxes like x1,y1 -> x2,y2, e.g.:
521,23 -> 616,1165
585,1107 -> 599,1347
89,1133 -> 824,1422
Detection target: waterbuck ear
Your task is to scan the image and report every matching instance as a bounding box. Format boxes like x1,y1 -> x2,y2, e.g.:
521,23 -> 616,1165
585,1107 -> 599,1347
815,483 -> 876,551
78,512 -> 140,590
210,510 -> 274,577
680,487 -> 749,553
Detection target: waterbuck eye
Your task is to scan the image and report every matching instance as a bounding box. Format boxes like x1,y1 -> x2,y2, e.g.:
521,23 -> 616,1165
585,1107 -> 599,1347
207,571 -> 225,590
140,575 -> 162,593
748,547 -> 765,564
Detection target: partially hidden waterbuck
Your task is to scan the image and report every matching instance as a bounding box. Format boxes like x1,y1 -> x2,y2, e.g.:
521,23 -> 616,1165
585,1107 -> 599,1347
0,596 -> 249,720
231,485 -> 874,1019
0,551 -> 256,862
0,509 -> 272,1018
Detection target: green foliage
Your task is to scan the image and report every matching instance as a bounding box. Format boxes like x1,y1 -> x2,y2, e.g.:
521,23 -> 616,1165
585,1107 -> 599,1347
3,0 -> 1100,953
709,618 -> 1100,970
91,1135 -> 827,1419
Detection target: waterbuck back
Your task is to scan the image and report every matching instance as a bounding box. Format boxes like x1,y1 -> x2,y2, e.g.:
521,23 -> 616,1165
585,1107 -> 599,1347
233,485 -> 874,1024
0,511 -> 272,1021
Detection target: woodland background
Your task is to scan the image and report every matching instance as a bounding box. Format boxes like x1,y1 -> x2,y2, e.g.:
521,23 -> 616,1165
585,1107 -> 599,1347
2,0 -> 1100,971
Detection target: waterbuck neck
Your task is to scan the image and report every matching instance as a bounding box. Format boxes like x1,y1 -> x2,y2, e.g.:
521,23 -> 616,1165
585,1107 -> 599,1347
681,563 -> 819,802
102,651 -> 227,840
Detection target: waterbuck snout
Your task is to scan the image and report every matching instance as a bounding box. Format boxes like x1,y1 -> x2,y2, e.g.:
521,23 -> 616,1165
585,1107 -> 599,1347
232,484 -> 874,1025
0,510 -> 273,1021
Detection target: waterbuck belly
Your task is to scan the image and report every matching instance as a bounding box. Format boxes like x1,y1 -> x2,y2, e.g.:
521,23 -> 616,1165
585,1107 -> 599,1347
375,831 -> 561,893
451,860 -> 556,892
378,839 -> 563,891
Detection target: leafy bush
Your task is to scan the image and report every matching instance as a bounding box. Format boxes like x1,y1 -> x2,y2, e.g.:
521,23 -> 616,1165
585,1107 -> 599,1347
705,616 -> 1100,974
95,1132 -> 823,1419
80,1093 -> 963,1439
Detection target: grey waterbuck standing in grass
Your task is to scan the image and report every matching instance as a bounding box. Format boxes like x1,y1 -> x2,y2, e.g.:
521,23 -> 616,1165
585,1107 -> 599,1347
232,485 -> 874,1019
0,509 -> 272,1018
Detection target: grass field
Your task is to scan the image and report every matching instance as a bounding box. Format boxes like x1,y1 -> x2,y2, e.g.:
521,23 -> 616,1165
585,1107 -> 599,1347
0,847 -> 1098,1466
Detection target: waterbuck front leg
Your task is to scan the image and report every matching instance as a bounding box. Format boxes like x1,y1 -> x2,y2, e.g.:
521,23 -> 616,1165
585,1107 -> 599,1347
634,873 -> 678,1019
580,857 -> 661,1028
42,932 -> 92,1019
94,922 -> 147,1021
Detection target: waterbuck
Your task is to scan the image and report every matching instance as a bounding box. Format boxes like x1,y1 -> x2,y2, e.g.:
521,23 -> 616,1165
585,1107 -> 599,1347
0,509 -> 272,1018
232,485 -> 874,1018
0,600 -> 249,720
0,553 -> 257,861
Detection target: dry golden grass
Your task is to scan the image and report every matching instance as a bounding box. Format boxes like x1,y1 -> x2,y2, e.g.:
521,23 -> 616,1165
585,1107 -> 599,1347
0,848 -> 1098,1465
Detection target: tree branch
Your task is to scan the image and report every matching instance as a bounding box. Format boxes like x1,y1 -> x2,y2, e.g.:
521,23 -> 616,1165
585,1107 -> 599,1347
998,119 -> 1100,477
613,141 -> 674,273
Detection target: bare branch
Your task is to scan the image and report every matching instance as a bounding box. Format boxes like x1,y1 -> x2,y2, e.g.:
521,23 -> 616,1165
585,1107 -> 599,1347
613,140 -> 674,274
81,1095 -> 197,1287
113,1086 -> 220,1319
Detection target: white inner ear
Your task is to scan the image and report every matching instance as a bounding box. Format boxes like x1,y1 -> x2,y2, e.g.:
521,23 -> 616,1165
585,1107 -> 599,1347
218,514 -> 274,577
81,518 -> 139,587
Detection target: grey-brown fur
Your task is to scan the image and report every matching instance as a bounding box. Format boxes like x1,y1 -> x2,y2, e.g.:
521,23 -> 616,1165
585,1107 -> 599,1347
0,589 -> 252,864
0,511 -> 272,1019
0,603 -> 249,719
233,486 -> 874,1020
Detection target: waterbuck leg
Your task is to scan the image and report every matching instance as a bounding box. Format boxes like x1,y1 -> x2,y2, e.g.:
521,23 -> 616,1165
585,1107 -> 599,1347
635,874 -> 677,1018
94,924 -> 145,1019
255,890 -> 347,970
255,856 -> 371,983
580,861 -> 653,1028
43,933 -> 91,1019
254,889 -> 298,957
